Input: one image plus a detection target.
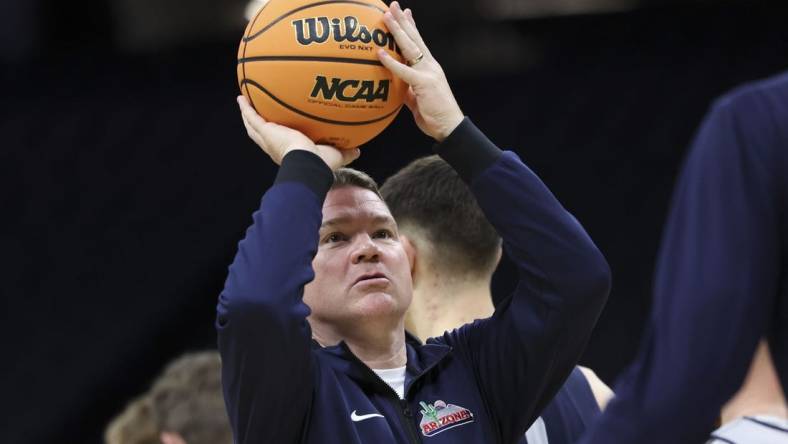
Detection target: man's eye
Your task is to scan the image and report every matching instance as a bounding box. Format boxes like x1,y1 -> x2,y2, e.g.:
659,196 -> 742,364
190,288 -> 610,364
373,229 -> 394,239
324,233 -> 346,243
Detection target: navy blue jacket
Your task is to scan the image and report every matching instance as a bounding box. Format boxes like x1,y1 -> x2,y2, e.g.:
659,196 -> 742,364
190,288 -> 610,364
217,119 -> 611,443
582,72 -> 788,443
524,367 -> 600,444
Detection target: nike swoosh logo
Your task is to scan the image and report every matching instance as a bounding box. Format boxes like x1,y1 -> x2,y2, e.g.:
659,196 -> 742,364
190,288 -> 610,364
350,410 -> 384,422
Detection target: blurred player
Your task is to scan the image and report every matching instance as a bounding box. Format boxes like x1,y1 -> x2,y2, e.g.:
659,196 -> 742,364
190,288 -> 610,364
582,72 -> 788,443
381,155 -> 613,444
105,351 -> 231,444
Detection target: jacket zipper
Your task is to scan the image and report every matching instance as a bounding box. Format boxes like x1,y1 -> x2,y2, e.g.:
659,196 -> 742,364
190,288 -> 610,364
366,369 -> 421,444
395,348 -> 452,444
391,397 -> 421,444
343,349 -> 422,443
340,341 -> 452,443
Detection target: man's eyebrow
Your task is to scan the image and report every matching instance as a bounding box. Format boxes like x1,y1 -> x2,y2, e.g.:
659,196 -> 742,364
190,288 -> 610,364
320,215 -> 396,229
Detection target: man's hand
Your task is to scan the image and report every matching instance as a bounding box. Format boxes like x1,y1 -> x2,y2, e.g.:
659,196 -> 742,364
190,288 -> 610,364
376,2 -> 464,142
237,96 -> 360,170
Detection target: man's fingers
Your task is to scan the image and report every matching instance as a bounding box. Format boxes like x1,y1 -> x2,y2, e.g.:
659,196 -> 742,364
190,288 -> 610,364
238,97 -> 262,135
342,148 -> 361,166
238,95 -> 273,147
238,95 -> 268,127
238,95 -> 275,153
238,104 -> 261,139
391,3 -> 428,55
382,11 -> 422,63
239,107 -> 260,142
377,49 -> 418,84
237,95 -> 256,118
403,7 -> 426,51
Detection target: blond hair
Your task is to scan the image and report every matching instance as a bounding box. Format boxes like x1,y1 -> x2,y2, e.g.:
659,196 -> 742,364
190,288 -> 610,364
104,351 -> 232,444
104,395 -> 160,444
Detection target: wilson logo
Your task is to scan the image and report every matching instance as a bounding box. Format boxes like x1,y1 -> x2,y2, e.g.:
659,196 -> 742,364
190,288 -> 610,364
310,76 -> 390,102
292,16 -> 399,52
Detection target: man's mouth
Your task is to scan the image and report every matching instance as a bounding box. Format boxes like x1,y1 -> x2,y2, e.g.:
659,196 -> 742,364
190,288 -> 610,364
353,272 -> 388,286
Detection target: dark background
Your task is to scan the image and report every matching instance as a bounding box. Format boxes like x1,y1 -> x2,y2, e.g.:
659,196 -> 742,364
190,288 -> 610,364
2,0 -> 788,443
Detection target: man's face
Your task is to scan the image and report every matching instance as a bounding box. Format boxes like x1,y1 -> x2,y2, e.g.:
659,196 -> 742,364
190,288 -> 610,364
303,186 -> 413,328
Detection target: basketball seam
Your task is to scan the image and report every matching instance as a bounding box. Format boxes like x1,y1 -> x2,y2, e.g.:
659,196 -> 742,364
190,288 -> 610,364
238,56 -> 384,66
243,1 -> 270,111
242,0 -> 386,43
240,78 -> 402,126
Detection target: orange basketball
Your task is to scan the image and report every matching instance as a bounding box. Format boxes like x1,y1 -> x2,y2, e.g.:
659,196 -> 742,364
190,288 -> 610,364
237,0 -> 408,149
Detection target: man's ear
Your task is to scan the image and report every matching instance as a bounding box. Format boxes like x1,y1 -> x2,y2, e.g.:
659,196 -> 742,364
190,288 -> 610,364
495,245 -> 503,267
160,432 -> 187,444
400,234 -> 417,276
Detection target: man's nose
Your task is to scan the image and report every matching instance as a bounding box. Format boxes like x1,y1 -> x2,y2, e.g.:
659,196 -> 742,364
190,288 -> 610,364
351,234 -> 380,264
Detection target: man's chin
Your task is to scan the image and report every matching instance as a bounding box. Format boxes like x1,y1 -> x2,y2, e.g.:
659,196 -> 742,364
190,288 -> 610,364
352,292 -> 402,318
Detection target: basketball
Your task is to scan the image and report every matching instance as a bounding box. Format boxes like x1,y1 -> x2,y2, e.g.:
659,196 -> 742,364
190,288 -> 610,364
237,0 -> 408,149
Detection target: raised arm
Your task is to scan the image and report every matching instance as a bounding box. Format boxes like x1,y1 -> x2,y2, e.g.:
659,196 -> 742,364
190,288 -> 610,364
377,5 -> 610,441
434,120 -> 611,442
216,99 -> 358,443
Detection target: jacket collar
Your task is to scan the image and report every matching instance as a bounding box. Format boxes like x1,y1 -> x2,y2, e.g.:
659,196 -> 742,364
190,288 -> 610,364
315,331 -> 452,396
404,331 -> 452,378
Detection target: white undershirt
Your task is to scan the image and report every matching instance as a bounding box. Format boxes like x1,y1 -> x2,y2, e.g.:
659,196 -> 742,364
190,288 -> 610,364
372,366 -> 407,399
708,415 -> 788,443
524,416 -> 549,444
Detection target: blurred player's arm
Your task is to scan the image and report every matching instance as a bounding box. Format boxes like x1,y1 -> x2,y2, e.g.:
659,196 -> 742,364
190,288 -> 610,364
582,80 -> 783,444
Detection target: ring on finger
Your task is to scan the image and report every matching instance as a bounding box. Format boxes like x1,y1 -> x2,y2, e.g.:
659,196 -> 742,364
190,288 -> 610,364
407,52 -> 424,66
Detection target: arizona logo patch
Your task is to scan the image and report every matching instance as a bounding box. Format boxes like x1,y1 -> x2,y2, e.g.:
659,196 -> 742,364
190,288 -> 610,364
418,400 -> 474,437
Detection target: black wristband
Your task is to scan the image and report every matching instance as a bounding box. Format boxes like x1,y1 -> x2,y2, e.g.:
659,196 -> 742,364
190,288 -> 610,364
434,117 -> 503,184
274,150 -> 334,198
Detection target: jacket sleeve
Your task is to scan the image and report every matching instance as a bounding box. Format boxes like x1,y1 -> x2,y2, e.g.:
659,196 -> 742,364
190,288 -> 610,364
216,150 -> 333,444
434,118 -> 612,443
581,79 -> 785,444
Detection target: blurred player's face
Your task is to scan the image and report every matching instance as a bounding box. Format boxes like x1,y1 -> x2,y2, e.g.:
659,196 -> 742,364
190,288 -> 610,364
304,186 -> 413,328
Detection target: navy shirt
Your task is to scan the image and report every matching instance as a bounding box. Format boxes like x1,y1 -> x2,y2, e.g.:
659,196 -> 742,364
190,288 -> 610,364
582,72 -> 788,443
217,119 -> 611,443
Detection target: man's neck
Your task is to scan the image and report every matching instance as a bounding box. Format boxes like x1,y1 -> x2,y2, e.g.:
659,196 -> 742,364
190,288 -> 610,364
406,270 -> 494,341
310,318 -> 408,369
